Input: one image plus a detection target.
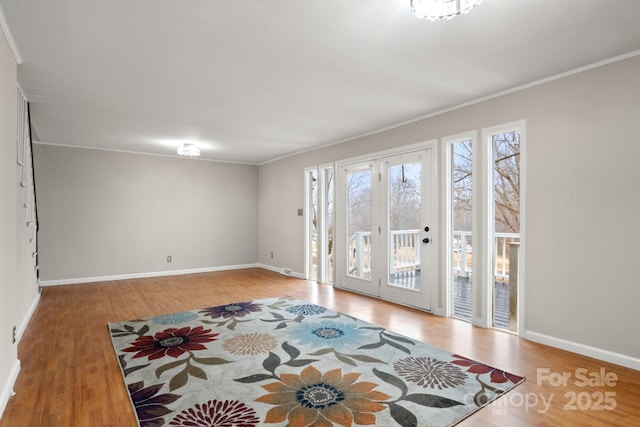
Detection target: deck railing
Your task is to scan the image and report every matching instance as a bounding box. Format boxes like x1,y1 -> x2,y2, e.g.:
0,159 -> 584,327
453,231 -> 519,280
389,229 -> 421,274
348,231 -> 372,277
348,229 -> 421,277
347,229 -> 520,280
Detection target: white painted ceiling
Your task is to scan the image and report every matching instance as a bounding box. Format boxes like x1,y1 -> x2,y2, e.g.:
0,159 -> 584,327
2,0 -> 640,164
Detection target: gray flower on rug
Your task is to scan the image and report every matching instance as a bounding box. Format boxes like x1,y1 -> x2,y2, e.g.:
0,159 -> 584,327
393,356 -> 468,390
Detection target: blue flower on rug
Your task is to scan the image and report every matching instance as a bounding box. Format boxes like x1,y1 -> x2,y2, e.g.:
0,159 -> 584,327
151,311 -> 199,325
285,304 -> 327,316
288,320 -> 367,350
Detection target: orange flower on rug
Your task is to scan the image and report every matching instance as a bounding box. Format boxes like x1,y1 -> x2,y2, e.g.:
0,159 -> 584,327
256,365 -> 390,426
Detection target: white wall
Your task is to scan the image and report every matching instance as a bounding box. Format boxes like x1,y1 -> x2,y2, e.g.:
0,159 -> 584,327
33,145 -> 259,282
0,23 -> 19,415
1,26 -> 39,417
258,55 -> 640,367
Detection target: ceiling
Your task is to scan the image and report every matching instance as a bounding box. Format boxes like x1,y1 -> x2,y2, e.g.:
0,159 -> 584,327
2,0 -> 640,164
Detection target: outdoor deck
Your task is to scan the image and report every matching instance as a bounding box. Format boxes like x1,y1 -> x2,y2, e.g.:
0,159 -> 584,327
452,276 -> 509,329
349,229 -> 518,330
389,272 -> 510,329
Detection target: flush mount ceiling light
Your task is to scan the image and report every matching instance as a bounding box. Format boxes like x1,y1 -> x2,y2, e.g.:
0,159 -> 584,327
411,0 -> 482,20
177,143 -> 201,157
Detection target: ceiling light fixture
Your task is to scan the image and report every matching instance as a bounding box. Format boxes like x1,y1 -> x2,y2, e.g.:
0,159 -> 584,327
177,143 -> 201,157
411,0 -> 482,21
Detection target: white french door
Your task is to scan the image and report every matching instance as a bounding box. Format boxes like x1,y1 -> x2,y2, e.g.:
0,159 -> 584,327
336,148 -> 435,311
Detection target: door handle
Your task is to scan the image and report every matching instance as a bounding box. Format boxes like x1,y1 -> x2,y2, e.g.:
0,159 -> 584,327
422,237 -> 430,244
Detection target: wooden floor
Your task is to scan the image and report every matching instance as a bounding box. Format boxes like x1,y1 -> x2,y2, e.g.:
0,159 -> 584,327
2,268 -> 639,426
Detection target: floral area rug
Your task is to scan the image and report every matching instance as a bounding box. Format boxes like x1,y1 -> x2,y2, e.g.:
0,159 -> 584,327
108,296 -> 524,427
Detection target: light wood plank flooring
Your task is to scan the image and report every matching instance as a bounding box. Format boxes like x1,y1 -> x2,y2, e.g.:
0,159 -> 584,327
1,268 -> 638,426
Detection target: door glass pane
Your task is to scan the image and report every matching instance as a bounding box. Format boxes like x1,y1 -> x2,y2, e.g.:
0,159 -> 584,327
451,140 -> 473,321
325,167 -> 334,283
388,162 -> 421,289
347,169 -> 372,280
309,170 -> 318,281
492,131 -> 520,331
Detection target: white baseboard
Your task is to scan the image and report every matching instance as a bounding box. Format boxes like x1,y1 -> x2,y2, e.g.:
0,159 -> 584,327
257,263 -> 280,274
524,330 -> 640,371
16,292 -> 40,344
431,307 -> 446,317
257,263 -> 306,280
38,263 -> 260,286
0,359 -> 20,420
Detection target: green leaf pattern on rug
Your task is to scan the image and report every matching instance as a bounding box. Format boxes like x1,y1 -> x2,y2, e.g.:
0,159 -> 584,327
358,326 -> 417,354
235,341 -> 319,383
308,347 -> 385,367
154,351 -> 232,392
110,323 -> 150,338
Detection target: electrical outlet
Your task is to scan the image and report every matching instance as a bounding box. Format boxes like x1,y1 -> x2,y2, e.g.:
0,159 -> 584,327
12,326 -> 16,344
167,256 -> 172,262
270,251 -> 274,258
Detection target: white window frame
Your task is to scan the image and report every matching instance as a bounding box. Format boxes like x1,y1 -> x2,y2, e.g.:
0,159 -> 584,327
480,120 -> 526,334
443,131 -> 478,319
304,163 -> 335,284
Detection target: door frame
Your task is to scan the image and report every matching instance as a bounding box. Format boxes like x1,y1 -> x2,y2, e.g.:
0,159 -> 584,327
334,140 -> 439,311
304,163 -> 335,284
304,167 -> 318,282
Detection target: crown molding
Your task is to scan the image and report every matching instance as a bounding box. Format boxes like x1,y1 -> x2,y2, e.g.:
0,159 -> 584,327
0,4 -> 22,64
260,49 -> 640,166
33,141 -> 259,166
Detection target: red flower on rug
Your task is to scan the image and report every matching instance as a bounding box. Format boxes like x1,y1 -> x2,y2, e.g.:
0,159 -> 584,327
451,354 -> 523,384
169,399 -> 259,426
123,326 -> 219,360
